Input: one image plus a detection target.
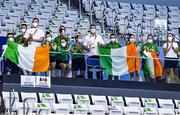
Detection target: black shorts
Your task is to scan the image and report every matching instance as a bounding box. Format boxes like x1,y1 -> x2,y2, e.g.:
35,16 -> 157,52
50,56 -> 56,63
72,58 -> 86,71
164,58 -> 178,68
55,60 -> 69,69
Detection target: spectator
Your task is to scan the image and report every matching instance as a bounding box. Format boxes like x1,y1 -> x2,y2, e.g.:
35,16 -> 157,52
54,25 -> 71,46
45,32 -> 56,77
141,34 -> 161,82
24,18 -> 44,47
163,33 -> 179,83
106,33 -> 121,80
55,37 -> 71,78
70,35 -> 86,78
83,24 -> 105,79
15,23 -> 28,47
126,34 -> 142,81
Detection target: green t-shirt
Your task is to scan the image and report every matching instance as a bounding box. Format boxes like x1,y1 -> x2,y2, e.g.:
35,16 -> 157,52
106,41 -> 121,48
140,42 -> 159,56
49,42 -> 57,57
15,34 -> 22,43
71,43 -> 84,59
56,45 -> 70,62
53,35 -> 71,46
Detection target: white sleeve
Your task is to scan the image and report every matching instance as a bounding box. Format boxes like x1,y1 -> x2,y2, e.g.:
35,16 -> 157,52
163,43 -> 167,49
23,29 -> 30,39
38,29 -> 45,38
99,36 -> 105,44
83,36 -> 88,46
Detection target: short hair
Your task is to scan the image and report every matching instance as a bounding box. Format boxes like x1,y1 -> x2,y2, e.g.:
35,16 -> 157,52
7,32 -> 14,37
147,34 -> 153,39
75,35 -> 80,40
45,31 -> 52,37
90,24 -> 96,28
32,18 -> 39,22
128,34 -> 134,38
110,33 -> 116,38
21,23 -> 27,28
167,33 -> 173,37
60,37 -> 67,42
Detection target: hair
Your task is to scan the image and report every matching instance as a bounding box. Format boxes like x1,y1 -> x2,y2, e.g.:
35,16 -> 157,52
45,31 -> 52,37
59,25 -> 66,33
7,32 -> 14,37
90,24 -> 96,28
147,34 -> 153,39
21,23 -> 27,28
110,33 -> 116,38
60,37 -> 67,42
128,34 -> 134,38
32,18 -> 39,22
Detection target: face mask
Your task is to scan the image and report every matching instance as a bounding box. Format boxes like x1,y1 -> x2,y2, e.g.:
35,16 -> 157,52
90,29 -> 96,34
79,39 -> 84,44
9,37 -> 14,41
61,43 -> 66,47
21,29 -> 26,33
111,38 -> 116,42
130,38 -> 135,42
61,30 -> 65,35
148,39 -> 153,43
168,36 -> 173,42
32,22 -> 38,28
46,37 -> 52,42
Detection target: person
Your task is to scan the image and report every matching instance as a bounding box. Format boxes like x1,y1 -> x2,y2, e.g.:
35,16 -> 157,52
23,18 -> 45,76
141,34 -> 162,82
106,33 -> 121,80
55,37 -> 71,78
53,25 -> 71,46
15,23 -> 28,47
70,35 -> 86,78
44,32 -> 57,77
83,24 -> 105,79
126,34 -> 142,81
6,32 -> 19,75
23,18 -> 45,47
163,33 -> 179,83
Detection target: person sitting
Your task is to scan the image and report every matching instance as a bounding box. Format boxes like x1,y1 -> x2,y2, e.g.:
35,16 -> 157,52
106,33 -> 121,80
55,37 -> 71,78
70,35 -> 86,78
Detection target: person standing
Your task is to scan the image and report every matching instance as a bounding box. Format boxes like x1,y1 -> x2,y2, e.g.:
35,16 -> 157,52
106,33 -> 121,80
83,24 -> 105,79
163,33 -> 179,83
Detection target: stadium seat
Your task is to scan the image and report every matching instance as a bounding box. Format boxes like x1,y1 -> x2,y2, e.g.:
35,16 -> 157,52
37,103 -> 51,115
53,103 -> 69,114
39,93 -> 55,111
144,107 -> 158,115
109,106 -> 123,115
125,97 -> 141,107
16,102 -> 33,115
90,105 -> 105,115
158,98 -> 174,109
158,108 -> 175,115
124,106 -> 142,115
74,104 -> 87,114
141,98 -> 158,108
108,96 -> 124,107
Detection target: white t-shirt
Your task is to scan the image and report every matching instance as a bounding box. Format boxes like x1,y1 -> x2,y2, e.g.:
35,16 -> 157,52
83,33 -> 105,56
163,42 -> 179,58
24,27 -> 45,47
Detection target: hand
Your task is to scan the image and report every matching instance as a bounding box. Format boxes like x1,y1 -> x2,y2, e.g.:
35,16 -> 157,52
29,34 -> 33,41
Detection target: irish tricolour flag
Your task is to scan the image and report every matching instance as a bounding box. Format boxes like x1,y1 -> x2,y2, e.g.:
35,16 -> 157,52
98,43 -> 140,76
3,40 -> 49,72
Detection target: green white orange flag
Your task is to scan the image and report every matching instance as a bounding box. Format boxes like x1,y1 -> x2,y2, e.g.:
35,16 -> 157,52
3,40 -> 49,72
98,43 -> 140,76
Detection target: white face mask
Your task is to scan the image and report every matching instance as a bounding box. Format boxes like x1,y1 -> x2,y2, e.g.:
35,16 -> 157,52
61,43 -> 66,47
46,37 -> 52,42
168,36 -> 173,42
111,38 -> 116,42
130,38 -> 135,42
32,22 -> 38,28
90,29 -> 96,34
9,37 -> 14,41
21,29 -> 26,33
148,39 -> 153,43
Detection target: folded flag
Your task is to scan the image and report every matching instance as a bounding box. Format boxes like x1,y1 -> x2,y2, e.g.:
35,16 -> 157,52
142,50 -> 162,78
98,43 -> 140,76
3,40 -> 49,72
